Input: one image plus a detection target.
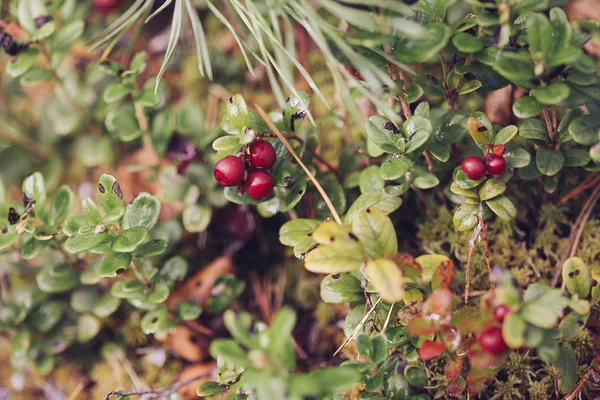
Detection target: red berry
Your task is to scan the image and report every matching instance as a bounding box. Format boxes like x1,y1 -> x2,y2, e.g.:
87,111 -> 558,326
487,155 -> 506,175
214,155 -> 245,187
478,327 -> 507,355
461,156 -> 487,180
94,0 -> 125,13
493,305 -> 510,322
245,169 -> 274,200
248,140 -> 277,169
492,144 -> 506,156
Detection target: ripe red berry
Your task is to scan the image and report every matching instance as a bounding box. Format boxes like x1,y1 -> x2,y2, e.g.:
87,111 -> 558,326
94,0 -> 125,13
487,155 -> 506,175
248,140 -> 277,169
245,169 -> 275,200
493,305 -> 510,322
478,327 -> 507,355
214,155 -> 245,187
461,156 -> 487,180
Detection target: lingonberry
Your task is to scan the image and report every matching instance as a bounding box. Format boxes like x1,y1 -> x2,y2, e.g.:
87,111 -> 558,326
248,140 -> 277,169
478,327 -> 507,355
487,155 -> 506,175
214,155 -> 245,187
245,169 -> 275,200
94,0 -> 125,13
461,156 -> 487,180
493,305 -> 510,322
492,144 -> 506,156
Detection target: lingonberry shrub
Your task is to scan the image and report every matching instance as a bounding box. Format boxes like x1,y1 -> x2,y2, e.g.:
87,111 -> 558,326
1,0 -> 600,399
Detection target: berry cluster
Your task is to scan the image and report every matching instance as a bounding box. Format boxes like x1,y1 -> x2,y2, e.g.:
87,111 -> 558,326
477,304 -> 511,355
213,140 -> 277,201
460,145 -> 506,180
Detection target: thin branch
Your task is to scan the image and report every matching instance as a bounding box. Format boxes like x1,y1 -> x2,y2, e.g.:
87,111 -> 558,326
256,105 -> 343,224
334,297 -> 382,357
474,213 -> 494,294
464,211 -> 484,303
102,374 -> 207,400
554,174 -> 599,207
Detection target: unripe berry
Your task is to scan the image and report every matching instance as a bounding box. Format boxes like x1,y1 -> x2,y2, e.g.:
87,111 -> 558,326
214,155 -> 245,187
478,327 -> 507,355
487,155 -> 506,175
245,169 -> 275,200
248,140 -> 277,169
461,156 -> 487,180
493,305 -> 510,322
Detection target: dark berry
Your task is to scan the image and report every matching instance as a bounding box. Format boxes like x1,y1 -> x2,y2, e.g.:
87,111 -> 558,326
214,155 -> 245,187
493,305 -> 510,322
248,140 -> 277,169
94,0 -> 125,13
245,169 -> 274,200
487,155 -> 506,175
478,327 -> 507,355
461,156 -> 487,180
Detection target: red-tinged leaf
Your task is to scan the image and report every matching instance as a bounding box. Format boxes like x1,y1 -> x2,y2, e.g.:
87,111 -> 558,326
446,376 -> 467,397
423,288 -> 453,324
431,259 -> 454,290
457,335 -> 477,358
397,302 -> 423,326
417,339 -> 446,360
440,326 -> 462,352
467,347 -> 504,370
467,368 -> 496,395
407,316 -> 438,336
444,356 -> 463,379
387,252 -> 422,283
451,306 -> 482,335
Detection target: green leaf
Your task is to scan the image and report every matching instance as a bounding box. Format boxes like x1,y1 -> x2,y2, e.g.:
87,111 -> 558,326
21,238 -> 49,260
359,166 -> 385,194
467,112 -> 493,147
404,366 -> 427,387
304,222 -> 364,274
6,48 -> 39,77
225,94 -> 251,130
536,147 -> 565,176
416,254 -> 451,283
458,79 -> 482,95
351,208 -> 397,259
98,252 -> 132,278
29,301 -> 64,333
182,203 -> 211,233
393,22 -> 452,63
562,257 -> 591,299
49,185 -> 74,226
36,264 -> 79,293
104,83 -> 132,103
528,13 -> 553,59
406,130 -> 430,153
512,97 -> 544,119
112,227 -> 148,253
563,148 -> 591,167
452,32 -> 483,53
322,273 -> 362,294
64,232 -> 109,254
478,178 -> 506,201
19,67 -> 53,86
519,118 -> 549,141
569,115 -> 600,145
505,147 -> 531,168
531,83 -> 570,104
141,306 -> 169,335
554,346 -> 578,393
71,287 -> 101,313
521,288 -> 567,328
485,195 -> 516,220
366,116 -> 404,153
135,239 -> 168,258
77,314 -> 101,343
212,136 -> 241,152
93,292 -> 121,318
52,20 -> 84,48
493,125 -> 518,145
403,116 -> 432,138
412,173 -> 439,189
364,259 -> 404,302
22,172 -> 46,210
493,51 -> 536,87
404,84 -> 423,103
122,193 -> 161,230
156,256 -> 188,287
453,203 -> 478,231
175,300 -> 202,320
344,191 -> 402,225
148,283 -> 170,304
450,182 -> 478,199
502,314 -> 526,349
279,219 -> 320,247
557,108 -> 585,142
209,339 -> 250,367
82,197 -> 102,224
196,382 -> 226,397
380,157 -> 412,180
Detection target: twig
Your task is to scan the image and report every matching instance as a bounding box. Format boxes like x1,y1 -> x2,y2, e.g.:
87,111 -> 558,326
554,174 -> 599,207
130,260 -> 151,290
474,213 -> 494,293
305,147 -> 344,184
561,369 -> 591,400
464,212 -> 484,303
256,105 -> 343,224
102,374 -> 207,400
542,106 -> 556,145
333,297 -> 382,357
381,302 -> 395,334
67,379 -> 86,400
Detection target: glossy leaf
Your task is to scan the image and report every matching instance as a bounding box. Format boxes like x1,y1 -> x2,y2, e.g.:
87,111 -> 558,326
98,252 -> 132,278
562,257 -> 591,299
122,193 -> 161,230
112,227 -> 148,253
351,208 -> 397,259
364,258 -> 403,302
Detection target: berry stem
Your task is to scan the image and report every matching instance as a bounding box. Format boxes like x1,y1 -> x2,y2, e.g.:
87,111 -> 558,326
255,105 -> 343,225
475,212 -> 494,295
